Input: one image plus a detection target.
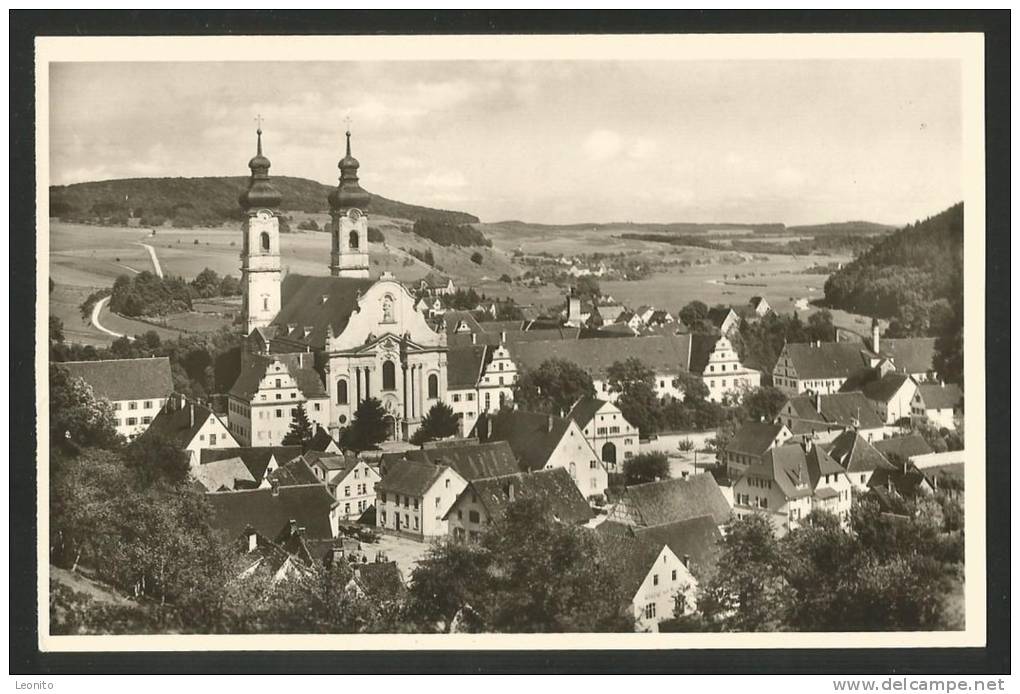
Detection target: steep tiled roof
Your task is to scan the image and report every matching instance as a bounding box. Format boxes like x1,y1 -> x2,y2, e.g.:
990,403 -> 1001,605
687,333 -> 721,375
201,446 -> 303,484
873,434 -> 934,461
420,271 -> 452,289
193,457 -> 258,492
451,468 -> 593,525
599,515 -> 722,579
725,422 -> 786,457
879,338 -> 937,375
917,383 -> 964,410
447,345 -> 488,389
393,441 -> 521,481
590,531 -> 664,599
142,401 -> 226,448
206,484 -> 337,542
919,463 -> 964,492
450,327 -> 581,348
268,458 -> 322,486
785,392 -> 885,430
229,353 -> 327,400
376,458 -> 448,496
566,396 -> 608,429
508,334 -> 692,379
610,473 -> 731,527
484,320 -> 527,334
307,427 -> 340,452
859,372 -> 912,403
474,410 -> 575,472
271,274 -> 376,350
781,342 -> 872,380
707,307 -> 738,329
867,467 -> 929,498
819,430 -> 896,474
750,443 -> 844,500
58,357 -> 174,402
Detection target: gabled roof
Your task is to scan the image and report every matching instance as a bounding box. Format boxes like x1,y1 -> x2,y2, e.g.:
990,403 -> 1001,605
305,452 -> 360,478
781,341 -> 872,380
307,426 -> 340,453
206,484 -> 337,542
376,458 -> 449,497
687,333 -> 722,374
918,463 -> 964,491
508,334 -> 692,379
819,430 -> 896,474
859,372 -> 913,403
484,320 -> 527,334
447,344 -> 489,389
389,441 -> 521,481
420,271 -> 452,288
268,457 -> 322,487
229,353 -> 327,400
441,310 -> 484,335
784,392 -> 886,431
610,473 -> 731,527
566,396 -> 610,429
867,467 -> 930,498
448,467 -> 593,525
916,383 -> 964,410
865,486 -> 912,517
193,457 -> 257,492
873,434 -> 934,461
707,307 -> 738,328
749,443 -> 845,500
474,410 -> 576,472
725,422 -> 787,457
57,357 -> 173,402
271,274 -> 376,350
449,327 -> 581,348
591,531 -> 665,599
142,401 -> 227,448
201,446 -> 303,484
879,337 -> 937,375
599,515 -> 722,578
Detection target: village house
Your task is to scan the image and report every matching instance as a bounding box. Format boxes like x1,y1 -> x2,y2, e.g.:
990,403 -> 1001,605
566,396 -> 640,470
444,467 -> 593,543
706,306 -> 741,336
205,482 -> 341,547
818,429 -> 898,492
606,472 -> 732,530
595,300 -> 627,324
192,457 -> 258,492
777,391 -> 890,442
911,382 -> 964,431
234,523 -> 319,585
415,295 -> 446,318
731,441 -> 853,535
596,515 -> 723,585
374,459 -> 467,538
58,357 -> 174,441
445,343 -> 517,436
473,410 -> 609,499
688,333 -> 762,402
721,421 -> 793,479
200,445 -> 303,487
418,271 -> 456,297
748,296 -> 772,318
303,452 -> 380,520
591,531 -> 699,632
856,372 -> 919,424
141,395 -> 237,467
872,433 -> 934,463
615,310 -> 644,333
382,439 -> 521,482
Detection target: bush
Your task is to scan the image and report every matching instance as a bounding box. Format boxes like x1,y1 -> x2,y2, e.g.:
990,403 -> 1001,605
622,452 -> 670,485
297,219 -> 319,231
470,251 -> 484,265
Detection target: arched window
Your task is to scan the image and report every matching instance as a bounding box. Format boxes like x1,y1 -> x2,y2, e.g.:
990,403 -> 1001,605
427,373 -> 439,399
382,360 -> 396,391
260,231 -> 270,252
337,379 -> 348,405
601,442 -> 617,465
349,230 -> 359,250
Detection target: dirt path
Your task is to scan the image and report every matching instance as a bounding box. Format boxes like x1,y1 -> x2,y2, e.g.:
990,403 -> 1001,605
90,296 -> 132,341
137,241 -> 163,277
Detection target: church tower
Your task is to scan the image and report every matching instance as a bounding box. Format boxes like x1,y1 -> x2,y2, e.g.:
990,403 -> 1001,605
239,124 -> 283,334
328,130 -> 371,278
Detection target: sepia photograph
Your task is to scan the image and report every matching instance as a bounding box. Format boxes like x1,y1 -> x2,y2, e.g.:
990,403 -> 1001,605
17,16 -> 1005,671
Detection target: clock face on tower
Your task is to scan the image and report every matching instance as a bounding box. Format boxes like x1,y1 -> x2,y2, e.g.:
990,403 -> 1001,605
347,208 -> 362,221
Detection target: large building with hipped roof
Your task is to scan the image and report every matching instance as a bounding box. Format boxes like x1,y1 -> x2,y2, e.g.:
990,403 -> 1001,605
227,126 -> 448,444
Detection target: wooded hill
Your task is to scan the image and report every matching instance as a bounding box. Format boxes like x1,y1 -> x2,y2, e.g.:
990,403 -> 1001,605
49,176 -> 480,228
823,202 -> 964,337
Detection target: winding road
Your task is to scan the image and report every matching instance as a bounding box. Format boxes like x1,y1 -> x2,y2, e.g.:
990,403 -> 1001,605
90,296 -> 131,340
137,241 -> 163,278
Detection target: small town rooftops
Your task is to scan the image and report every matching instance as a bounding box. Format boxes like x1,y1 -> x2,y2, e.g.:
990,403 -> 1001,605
193,457 -> 257,492
598,514 -> 722,578
473,410 -> 575,472
376,458 -> 449,497
446,344 -> 489,390
751,443 -> 845,500
725,422 -> 788,457
201,446 -> 303,484
385,440 -> 520,482
447,467 -> 593,525
780,341 -> 872,380
508,334 -> 692,380
878,337 -> 937,376
916,382 -> 964,410
57,357 -> 173,402
819,430 -> 896,474
142,399 -> 226,448
271,274 -> 376,350
566,396 -> 609,429
608,473 -> 732,527
206,483 -> 337,542
873,434 -> 934,461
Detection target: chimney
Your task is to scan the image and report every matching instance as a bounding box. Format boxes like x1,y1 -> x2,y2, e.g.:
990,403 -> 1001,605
270,478 -> 280,496
500,331 -> 507,344
815,392 -> 821,413
321,294 -> 329,305
189,403 -> 195,428
872,318 -> 880,354
682,554 -> 690,568
246,526 -> 258,552
471,333 -> 477,345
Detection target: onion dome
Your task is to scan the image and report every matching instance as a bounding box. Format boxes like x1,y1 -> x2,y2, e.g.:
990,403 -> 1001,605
328,130 -> 371,212
239,127 -> 282,211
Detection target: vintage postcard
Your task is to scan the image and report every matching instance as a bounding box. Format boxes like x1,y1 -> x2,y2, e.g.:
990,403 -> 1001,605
34,30 -> 987,654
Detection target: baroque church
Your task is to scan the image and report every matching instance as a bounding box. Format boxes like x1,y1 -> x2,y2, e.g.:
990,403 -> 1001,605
227,127 -> 448,444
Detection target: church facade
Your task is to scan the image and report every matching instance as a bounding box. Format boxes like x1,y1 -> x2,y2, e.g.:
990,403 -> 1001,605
228,127 -> 448,443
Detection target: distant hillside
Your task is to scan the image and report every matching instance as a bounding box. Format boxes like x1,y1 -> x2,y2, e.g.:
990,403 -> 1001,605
49,176 -> 479,227
489,220 -> 787,234
789,221 -> 895,236
823,203 -> 963,336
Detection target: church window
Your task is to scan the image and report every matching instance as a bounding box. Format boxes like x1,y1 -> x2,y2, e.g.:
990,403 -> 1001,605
260,232 -> 270,252
263,297 -> 269,311
349,230 -> 359,250
382,361 -> 396,391
382,295 -> 395,323
428,373 -> 439,399
337,379 -> 349,405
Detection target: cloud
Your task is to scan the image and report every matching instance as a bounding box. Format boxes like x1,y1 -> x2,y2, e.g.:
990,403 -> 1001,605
582,129 -> 624,161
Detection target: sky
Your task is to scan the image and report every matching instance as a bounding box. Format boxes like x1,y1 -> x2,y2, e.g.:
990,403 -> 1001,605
49,60 -> 962,226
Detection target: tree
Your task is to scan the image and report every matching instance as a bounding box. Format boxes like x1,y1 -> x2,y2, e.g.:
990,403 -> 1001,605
606,358 -> 663,437
218,274 -> 241,297
513,359 -> 595,415
674,371 -> 709,403
470,251 -> 484,265
50,316 -> 65,343
622,452 -> 670,485
339,397 -> 391,453
806,310 -> 835,342
281,403 -> 315,449
190,268 -> 221,299
679,300 -> 709,328
574,275 -> 600,301
125,432 -> 191,486
411,402 -> 460,445
743,386 -> 788,423
49,365 -> 121,448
